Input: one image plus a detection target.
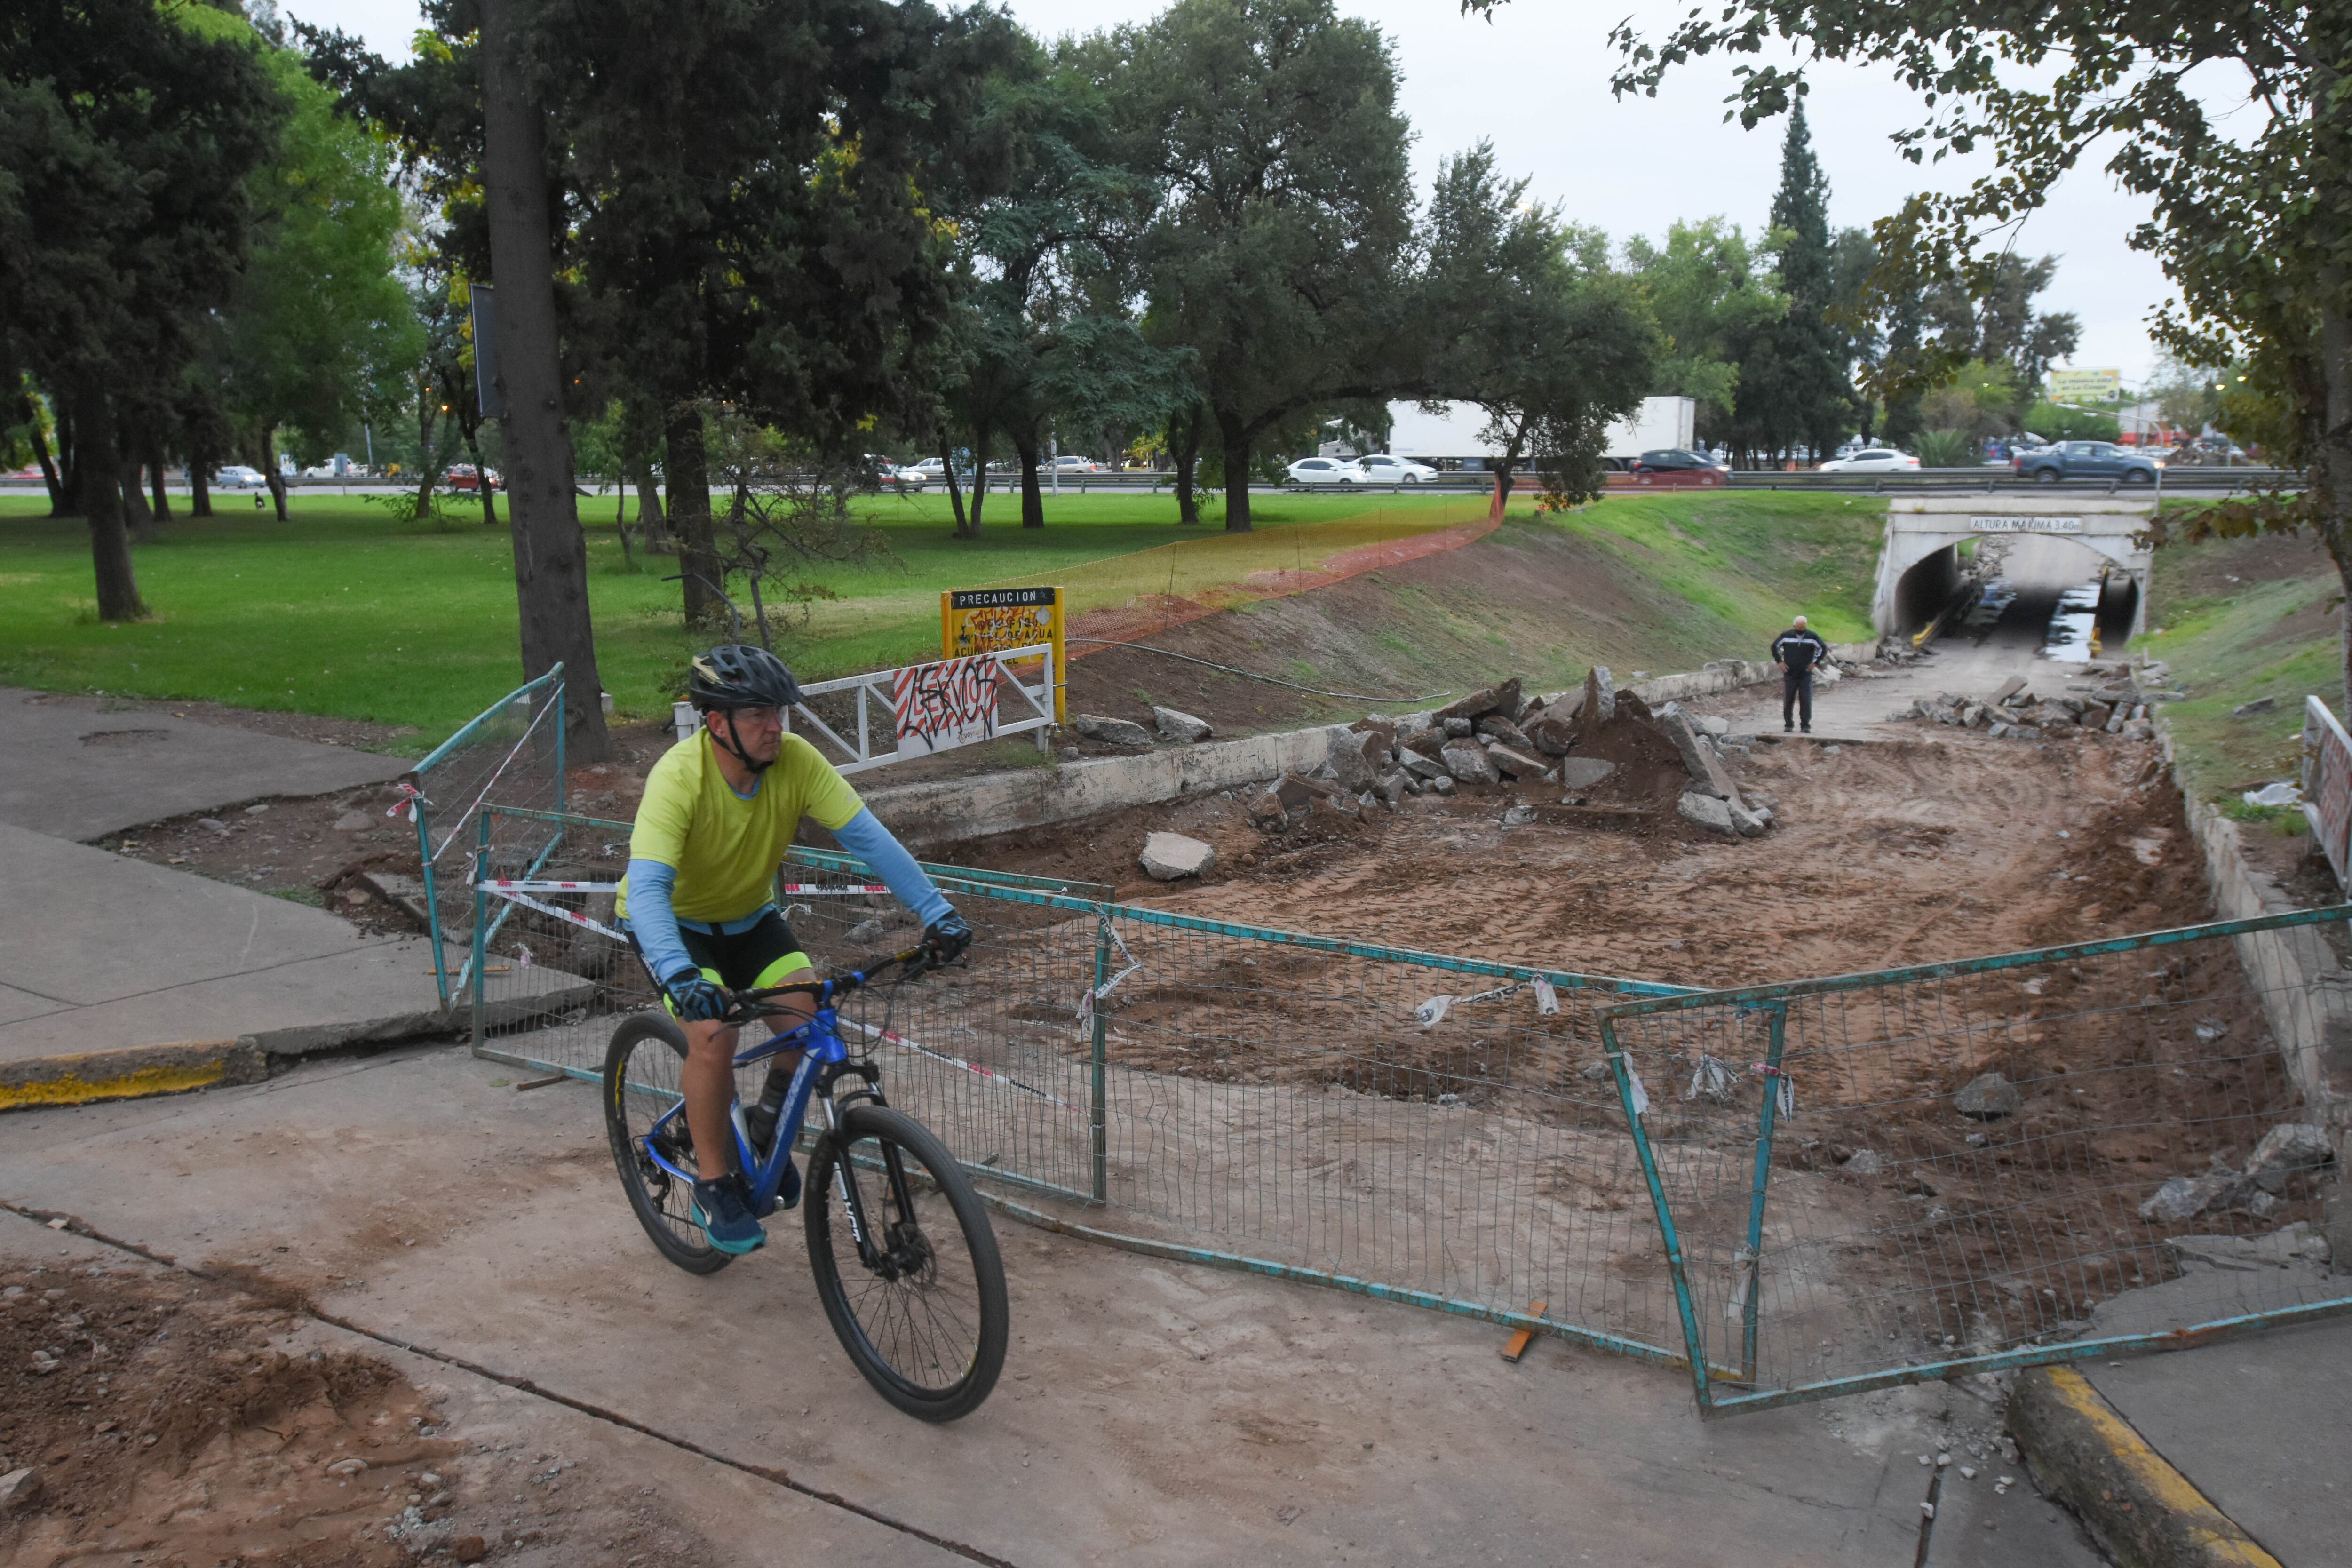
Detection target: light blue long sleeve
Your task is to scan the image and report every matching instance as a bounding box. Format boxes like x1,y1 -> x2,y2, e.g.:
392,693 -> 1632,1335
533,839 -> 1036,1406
834,808 -> 952,927
622,859 -> 696,983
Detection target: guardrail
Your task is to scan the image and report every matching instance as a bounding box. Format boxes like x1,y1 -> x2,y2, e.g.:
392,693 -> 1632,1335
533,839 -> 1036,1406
783,643 -> 1057,773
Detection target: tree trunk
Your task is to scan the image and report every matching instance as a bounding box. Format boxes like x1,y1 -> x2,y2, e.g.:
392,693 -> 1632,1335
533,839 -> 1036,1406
19,392 -> 65,515
2317,296 -> 2352,713
632,461 -> 673,551
53,405 -> 78,517
249,424 -> 288,520
464,423 -> 500,526
481,0 -> 612,761
964,423 -> 993,537
189,460 -> 212,518
662,403 -> 721,623
74,387 -> 145,620
147,442 -> 171,521
1491,462 -> 1516,522
1014,430 -> 1044,527
121,458 -> 153,539
1171,404 -> 1201,525
1216,408 -> 1252,532
940,431 -> 969,535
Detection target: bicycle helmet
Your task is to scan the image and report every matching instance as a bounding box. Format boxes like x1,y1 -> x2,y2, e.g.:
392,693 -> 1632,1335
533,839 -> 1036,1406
686,645 -> 802,774
687,644 -> 802,712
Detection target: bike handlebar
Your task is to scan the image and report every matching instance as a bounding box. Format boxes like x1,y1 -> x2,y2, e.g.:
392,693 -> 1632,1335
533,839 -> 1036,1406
717,942 -> 936,1024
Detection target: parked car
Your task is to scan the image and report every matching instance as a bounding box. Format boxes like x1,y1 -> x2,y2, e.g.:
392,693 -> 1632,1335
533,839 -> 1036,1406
1816,447 -> 1920,473
212,465 -> 268,488
864,453 -> 927,488
1286,457 -> 1363,487
904,456 -> 967,483
447,464 -> 501,492
2012,440 -> 2163,485
1052,454 -> 1105,473
1354,453 -> 1438,485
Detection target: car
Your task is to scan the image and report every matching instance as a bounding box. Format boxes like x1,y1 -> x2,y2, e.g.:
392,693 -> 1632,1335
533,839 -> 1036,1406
447,464 -> 501,492
864,454 -> 928,488
1285,457 -> 1363,487
211,465 -> 268,488
1354,453 -> 1438,485
1816,448 -> 1921,473
2012,440 -> 2163,486
1631,448 -> 1723,473
1052,455 -> 1105,473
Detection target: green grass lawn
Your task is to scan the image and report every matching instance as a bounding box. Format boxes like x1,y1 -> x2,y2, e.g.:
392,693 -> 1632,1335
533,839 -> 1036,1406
0,488 -> 1485,739
2139,522 -> 2343,804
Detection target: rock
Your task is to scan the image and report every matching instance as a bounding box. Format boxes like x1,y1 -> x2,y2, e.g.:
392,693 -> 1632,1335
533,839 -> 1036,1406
1477,715 -> 1532,748
1375,772 -> 1409,807
1581,666 -> 1616,725
1486,744 -> 1550,780
1326,729 -> 1378,790
198,817 -> 230,836
843,917 -> 889,946
2233,696 -> 2277,716
1140,833 -> 1216,881
1436,682 -> 1506,722
1658,703 -> 1745,806
1441,744 -> 1499,786
2139,1173 -> 2241,1223
1426,774 -> 1457,796
2245,1122 -> 2334,1191
1677,790 -> 1738,836
1992,676 -> 2026,703
1399,751 -> 1452,784
1523,715 -> 1576,756
332,811 -> 373,832
1954,1071 -> 2021,1119
2080,701 -> 2112,729
243,802 -> 270,815
1556,757 -> 1616,789
2121,719 -> 2154,741
1697,715 -> 1730,737
1072,713 -> 1152,747
1843,1149 -> 1887,1175
452,1537 -> 491,1565
1501,803 -> 1536,826
1152,706 -> 1212,743
0,1468 -> 39,1512
1247,790 -> 1288,829
1441,716 -> 1474,738
1353,727 -> 1393,774
1725,799 -> 1769,838
326,1457 -> 369,1477
2010,725 -> 2044,741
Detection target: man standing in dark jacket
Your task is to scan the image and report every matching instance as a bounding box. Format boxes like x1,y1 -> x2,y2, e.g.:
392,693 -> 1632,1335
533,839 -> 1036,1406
1772,615 -> 1831,734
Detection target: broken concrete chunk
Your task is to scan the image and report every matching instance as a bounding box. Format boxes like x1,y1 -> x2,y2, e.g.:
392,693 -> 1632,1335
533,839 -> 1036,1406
1954,1071 -> 2021,1120
1399,751 -> 1452,784
1441,744 -> 1499,786
2169,1221 -> 2332,1272
2120,720 -> 2154,741
1486,744 -> 1550,780
1072,713 -> 1152,747
1992,676 -> 2027,703
1556,757 -> 1616,789
1138,832 -> 1214,883
1374,772 -> 1409,807
2080,701 -> 2112,729
1677,790 -> 1738,836
0,1467 -> 40,1512
1247,791 -> 1289,830
1436,684 -> 1502,722
2233,696 -> 2277,716
1658,703 -> 1745,807
1582,666 -> 1616,725
1523,715 -> 1576,756
1326,730 -> 1378,790
2139,1172 -> 2241,1223
1842,1149 -> 1887,1175
1152,706 -> 1212,743
1726,799 -> 1769,838
2245,1123 -> 2334,1191
1697,715 -> 1730,737
1477,715 -> 1533,748
1426,773 -> 1457,795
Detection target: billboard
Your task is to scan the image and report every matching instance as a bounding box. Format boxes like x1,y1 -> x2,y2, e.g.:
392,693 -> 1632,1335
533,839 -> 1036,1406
941,586 -> 1064,721
2047,368 -> 2121,403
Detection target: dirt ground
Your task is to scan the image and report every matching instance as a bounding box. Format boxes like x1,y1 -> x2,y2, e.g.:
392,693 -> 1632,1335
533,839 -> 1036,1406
0,1251 -> 719,1568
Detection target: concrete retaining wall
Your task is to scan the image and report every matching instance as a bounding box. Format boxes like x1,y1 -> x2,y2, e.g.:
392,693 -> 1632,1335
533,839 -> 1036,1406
869,724 -> 1352,850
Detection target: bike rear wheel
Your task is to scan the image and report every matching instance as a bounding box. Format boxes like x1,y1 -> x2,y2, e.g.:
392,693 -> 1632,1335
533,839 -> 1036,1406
603,1012 -> 733,1275
805,1105 -> 1007,1421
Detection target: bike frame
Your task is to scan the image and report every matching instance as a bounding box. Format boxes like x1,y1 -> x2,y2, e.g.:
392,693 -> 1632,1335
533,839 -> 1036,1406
635,985 -> 916,1268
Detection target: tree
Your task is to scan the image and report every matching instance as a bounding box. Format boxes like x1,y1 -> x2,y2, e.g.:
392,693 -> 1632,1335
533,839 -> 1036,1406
1548,0 -> 2352,700
1623,219 -> 1783,450
1422,144 -> 1659,506
0,0 -> 284,619
1731,102 -> 1858,463
1106,0 -> 1419,530
201,8 -> 418,524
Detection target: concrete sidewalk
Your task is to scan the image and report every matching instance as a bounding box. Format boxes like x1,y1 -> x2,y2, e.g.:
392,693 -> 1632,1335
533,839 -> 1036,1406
0,685 -> 408,841
0,823 -> 587,1101
0,1043 -> 2108,1568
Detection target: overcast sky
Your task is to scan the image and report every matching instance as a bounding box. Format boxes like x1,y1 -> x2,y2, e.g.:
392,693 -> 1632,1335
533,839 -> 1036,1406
289,0 -> 2172,383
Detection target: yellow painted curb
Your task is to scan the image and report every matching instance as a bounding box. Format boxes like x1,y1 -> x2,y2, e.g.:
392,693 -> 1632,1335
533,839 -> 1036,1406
0,1039 -> 263,1111
2018,1365 -> 2282,1568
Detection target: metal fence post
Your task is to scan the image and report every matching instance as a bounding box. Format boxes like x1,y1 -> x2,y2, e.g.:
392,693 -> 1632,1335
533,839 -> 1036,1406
470,809 -> 492,1050
1602,1015 -> 1716,1410
551,665 -> 567,816
415,792 -> 451,1012
1739,1002 -> 1790,1384
1090,908 -> 1111,1204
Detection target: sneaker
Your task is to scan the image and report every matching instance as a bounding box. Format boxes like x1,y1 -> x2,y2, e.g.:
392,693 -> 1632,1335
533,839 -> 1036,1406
691,1175 -> 767,1254
1801,724 -> 1812,734
1783,723 -> 1794,733
775,1155 -> 801,1211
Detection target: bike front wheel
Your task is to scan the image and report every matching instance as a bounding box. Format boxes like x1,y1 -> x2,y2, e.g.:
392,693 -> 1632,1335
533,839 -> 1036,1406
805,1105 -> 1008,1421
603,1011 -> 734,1275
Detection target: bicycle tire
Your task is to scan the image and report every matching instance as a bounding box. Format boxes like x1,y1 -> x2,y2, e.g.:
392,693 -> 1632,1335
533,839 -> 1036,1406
804,1105 -> 1008,1421
603,1011 -> 734,1275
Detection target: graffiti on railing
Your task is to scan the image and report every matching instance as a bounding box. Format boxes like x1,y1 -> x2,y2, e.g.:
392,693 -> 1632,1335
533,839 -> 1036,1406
2305,696 -> 2352,889
892,655 -> 1000,757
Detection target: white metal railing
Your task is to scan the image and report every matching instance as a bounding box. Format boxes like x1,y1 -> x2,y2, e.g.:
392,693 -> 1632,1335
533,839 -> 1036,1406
2303,695 -> 2352,889
672,645 -> 1056,774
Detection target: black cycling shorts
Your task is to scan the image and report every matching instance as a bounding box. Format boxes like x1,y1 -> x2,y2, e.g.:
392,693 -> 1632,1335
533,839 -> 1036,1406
633,907 -> 810,999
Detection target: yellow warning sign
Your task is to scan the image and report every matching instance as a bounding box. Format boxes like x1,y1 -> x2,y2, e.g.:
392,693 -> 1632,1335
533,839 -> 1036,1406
941,587 -> 1065,721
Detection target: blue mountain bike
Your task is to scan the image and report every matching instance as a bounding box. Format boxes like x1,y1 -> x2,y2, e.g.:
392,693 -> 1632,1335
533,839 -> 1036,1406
601,947 -> 1008,1421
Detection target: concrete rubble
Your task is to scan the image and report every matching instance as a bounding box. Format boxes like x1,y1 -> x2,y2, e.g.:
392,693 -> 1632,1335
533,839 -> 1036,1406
1152,706 -> 1213,743
2137,1122 -> 2335,1223
1895,661 -> 2158,742
1139,831 -> 1216,881
1072,712 -> 1153,747
1953,1070 -> 2021,1119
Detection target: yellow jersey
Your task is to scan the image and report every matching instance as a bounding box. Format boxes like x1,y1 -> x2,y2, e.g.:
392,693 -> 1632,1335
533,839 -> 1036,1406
615,729 -> 863,924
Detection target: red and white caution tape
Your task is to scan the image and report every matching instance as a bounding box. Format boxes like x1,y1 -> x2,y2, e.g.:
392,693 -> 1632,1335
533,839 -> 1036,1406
387,781 -> 431,823
838,1016 -> 1066,1108
781,883 -> 891,896
474,883 -> 628,942
478,878 -> 619,893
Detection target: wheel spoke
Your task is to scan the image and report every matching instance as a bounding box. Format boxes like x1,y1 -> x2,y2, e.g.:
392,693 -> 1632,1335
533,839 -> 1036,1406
823,1131 -> 985,1396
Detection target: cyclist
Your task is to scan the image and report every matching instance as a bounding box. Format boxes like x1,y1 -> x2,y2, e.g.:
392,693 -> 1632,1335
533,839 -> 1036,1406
616,644 -> 973,1255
